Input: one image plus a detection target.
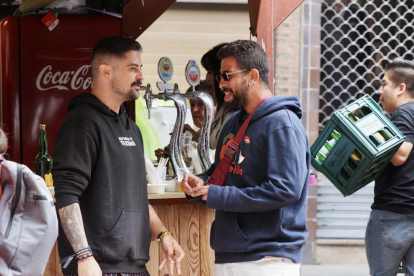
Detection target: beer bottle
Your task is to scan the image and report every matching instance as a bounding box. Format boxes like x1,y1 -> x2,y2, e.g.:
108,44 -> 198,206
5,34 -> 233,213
35,124 -> 53,187
372,131 -> 386,145
336,168 -> 349,186
316,130 -> 342,164
397,262 -> 405,275
331,129 -> 341,141
348,112 -> 360,122
358,106 -> 371,117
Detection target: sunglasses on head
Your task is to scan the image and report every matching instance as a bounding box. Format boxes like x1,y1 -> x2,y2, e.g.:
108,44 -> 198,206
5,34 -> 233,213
215,69 -> 250,83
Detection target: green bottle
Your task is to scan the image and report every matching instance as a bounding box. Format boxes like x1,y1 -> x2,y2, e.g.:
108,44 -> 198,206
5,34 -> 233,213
34,124 -> 54,187
348,112 -> 359,122
331,129 -> 341,141
336,168 -> 349,186
316,151 -> 327,163
398,262 -> 405,275
358,107 -> 369,117
316,130 -> 341,164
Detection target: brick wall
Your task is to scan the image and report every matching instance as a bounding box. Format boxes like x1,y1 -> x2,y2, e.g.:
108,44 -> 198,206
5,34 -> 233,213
274,7 -> 301,96
274,0 -> 322,264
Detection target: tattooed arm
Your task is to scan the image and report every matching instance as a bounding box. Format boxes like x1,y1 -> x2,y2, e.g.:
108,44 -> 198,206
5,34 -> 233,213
58,203 -> 102,276
148,204 -> 185,275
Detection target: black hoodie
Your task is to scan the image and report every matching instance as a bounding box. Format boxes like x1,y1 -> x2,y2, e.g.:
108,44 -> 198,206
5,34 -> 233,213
53,93 -> 150,274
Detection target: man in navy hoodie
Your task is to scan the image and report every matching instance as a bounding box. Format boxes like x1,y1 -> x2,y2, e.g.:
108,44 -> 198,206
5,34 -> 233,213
182,40 -> 310,276
53,36 -> 184,276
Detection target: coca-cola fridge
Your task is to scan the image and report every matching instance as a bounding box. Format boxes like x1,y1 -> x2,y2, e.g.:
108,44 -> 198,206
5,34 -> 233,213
0,15 -> 122,169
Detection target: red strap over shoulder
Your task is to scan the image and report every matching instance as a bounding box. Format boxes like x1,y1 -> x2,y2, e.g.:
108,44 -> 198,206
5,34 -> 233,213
206,96 -> 272,186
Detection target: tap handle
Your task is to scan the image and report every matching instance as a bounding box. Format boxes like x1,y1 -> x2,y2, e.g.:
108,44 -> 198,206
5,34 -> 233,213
142,83 -> 153,119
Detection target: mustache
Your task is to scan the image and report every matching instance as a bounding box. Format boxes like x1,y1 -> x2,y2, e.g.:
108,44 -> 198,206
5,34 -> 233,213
131,81 -> 142,87
221,87 -> 233,93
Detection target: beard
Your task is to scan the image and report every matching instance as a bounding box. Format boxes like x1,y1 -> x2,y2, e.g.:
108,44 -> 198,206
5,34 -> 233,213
225,83 -> 249,111
112,79 -> 140,101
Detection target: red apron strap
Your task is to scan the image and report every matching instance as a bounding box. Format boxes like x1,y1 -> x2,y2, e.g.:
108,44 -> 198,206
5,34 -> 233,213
207,95 -> 272,186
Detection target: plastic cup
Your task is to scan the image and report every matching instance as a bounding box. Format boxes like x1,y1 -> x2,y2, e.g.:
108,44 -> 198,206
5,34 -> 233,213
177,167 -> 193,193
158,167 -> 167,183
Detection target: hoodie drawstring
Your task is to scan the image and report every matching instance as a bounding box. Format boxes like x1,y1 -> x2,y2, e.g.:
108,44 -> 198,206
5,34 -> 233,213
126,117 -> 130,129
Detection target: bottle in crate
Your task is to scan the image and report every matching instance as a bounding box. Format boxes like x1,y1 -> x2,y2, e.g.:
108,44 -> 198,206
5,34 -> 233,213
370,128 -> 393,146
315,130 -> 341,164
348,106 -> 372,122
336,149 -> 363,186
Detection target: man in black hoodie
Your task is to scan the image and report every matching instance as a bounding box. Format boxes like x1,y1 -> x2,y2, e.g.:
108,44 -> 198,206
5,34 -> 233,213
53,36 -> 184,276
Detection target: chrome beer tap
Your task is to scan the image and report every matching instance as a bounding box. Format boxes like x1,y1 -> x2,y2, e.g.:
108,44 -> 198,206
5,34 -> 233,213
184,60 -> 214,172
145,57 -> 189,174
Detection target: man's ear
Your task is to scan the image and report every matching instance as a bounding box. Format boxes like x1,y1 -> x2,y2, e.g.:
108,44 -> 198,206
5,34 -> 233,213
397,83 -> 407,96
249,69 -> 260,83
99,64 -> 111,78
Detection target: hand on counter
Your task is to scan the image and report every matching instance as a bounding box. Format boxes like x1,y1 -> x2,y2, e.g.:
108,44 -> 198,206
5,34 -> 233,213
78,256 -> 102,276
182,173 -> 208,201
159,234 -> 185,275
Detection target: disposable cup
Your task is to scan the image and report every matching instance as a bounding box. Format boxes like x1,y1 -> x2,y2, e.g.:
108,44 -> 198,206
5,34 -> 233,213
177,167 -> 193,193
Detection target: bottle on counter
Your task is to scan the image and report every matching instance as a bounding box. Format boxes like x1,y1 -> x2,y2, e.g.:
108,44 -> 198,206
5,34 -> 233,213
35,124 -> 53,187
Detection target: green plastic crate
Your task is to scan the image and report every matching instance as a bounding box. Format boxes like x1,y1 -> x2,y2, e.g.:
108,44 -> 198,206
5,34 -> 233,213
311,95 -> 405,196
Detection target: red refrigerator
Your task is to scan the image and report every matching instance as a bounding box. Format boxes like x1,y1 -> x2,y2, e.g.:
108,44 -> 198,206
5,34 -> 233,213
0,15 -> 122,170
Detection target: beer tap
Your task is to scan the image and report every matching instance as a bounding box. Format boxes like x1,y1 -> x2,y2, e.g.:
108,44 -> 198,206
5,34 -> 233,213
141,83 -> 153,119
144,57 -> 189,174
184,60 -> 214,172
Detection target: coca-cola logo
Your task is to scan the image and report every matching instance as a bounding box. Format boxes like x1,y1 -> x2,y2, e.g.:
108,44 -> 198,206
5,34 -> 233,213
36,65 -> 92,91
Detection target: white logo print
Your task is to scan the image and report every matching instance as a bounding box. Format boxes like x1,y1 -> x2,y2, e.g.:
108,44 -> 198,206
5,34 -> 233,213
119,137 -> 136,147
35,65 -> 92,91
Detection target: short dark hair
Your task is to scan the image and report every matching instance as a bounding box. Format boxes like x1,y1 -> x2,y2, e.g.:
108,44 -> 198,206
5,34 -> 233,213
385,58 -> 414,96
186,80 -> 217,105
91,36 -> 142,79
201,43 -> 227,110
217,40 -> 270,87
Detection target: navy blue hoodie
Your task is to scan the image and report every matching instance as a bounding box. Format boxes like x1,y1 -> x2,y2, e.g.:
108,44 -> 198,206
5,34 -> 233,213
198,96 -> 310,264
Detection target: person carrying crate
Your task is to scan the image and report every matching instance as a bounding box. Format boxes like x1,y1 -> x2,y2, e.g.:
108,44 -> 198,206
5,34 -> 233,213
365,58 -> 414,276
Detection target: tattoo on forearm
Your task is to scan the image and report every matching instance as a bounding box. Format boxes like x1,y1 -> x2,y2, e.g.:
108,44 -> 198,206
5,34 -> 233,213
58,203 -> 88,252
148,204 -> 155,213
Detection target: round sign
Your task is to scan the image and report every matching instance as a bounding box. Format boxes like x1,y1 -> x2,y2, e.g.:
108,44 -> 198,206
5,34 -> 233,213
185,60 -> 200,87
157,57 -> 174,82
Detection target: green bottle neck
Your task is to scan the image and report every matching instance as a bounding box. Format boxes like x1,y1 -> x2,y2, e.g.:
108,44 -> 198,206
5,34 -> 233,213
39,130 -> 49,155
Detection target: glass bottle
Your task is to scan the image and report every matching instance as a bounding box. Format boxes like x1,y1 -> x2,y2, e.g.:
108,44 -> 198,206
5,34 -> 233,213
397,262 -> 405,275
34,124 -> 54,187
348,112 -> 360,122
316,130 -> 342,164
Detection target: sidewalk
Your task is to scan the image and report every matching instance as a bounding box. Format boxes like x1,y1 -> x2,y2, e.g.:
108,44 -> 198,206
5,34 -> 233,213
301,264 -> 370,276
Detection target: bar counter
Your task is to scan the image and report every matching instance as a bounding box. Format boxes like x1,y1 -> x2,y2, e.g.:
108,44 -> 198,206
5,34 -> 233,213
44,190 -> 215,276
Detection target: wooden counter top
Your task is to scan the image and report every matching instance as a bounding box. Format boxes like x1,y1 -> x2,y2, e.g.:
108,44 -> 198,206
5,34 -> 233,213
49,187 -> 192,205
148,192 -> 186,199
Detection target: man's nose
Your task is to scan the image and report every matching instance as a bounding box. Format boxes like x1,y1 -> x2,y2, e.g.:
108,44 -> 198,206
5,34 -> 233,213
378,88 -> 383,95
137,70 -> 144,81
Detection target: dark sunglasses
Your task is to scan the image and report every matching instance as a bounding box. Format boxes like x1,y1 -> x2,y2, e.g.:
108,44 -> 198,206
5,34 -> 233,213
215,69 -> 249,83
